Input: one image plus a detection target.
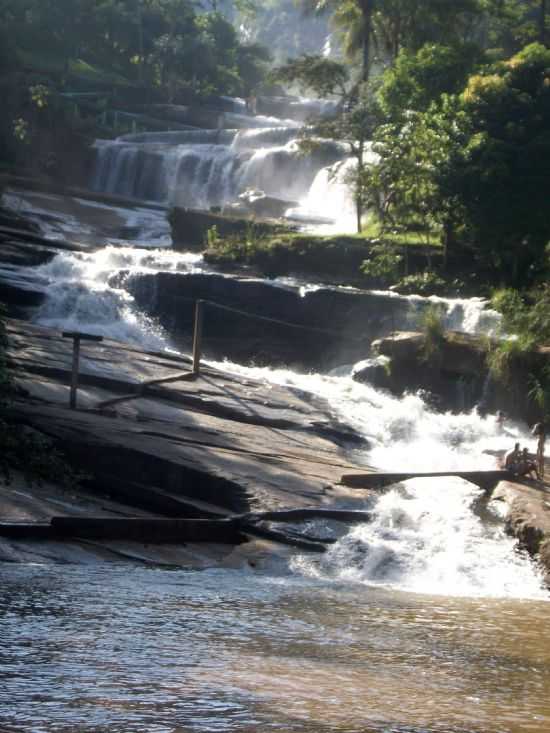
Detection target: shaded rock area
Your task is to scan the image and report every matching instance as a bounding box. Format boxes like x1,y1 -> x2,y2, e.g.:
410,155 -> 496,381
128,272 -> 419,370
1,319 -> 372,565
372,330 -> 550,423
493,479 -> 550,584
1,174 -> 167,215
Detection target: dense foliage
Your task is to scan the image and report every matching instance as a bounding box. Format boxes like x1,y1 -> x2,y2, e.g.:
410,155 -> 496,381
371,42 -> 550,285
0,0 -> 270,171
0,0 -> 269,97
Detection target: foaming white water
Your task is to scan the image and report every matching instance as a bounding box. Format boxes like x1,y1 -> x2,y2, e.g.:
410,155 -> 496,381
368,288 -> 501,336
292,477 -> 548,599
210,359 -> 546,599
209,361 -> 520,466
292,159 -> 356,232
31,246 -> 203,347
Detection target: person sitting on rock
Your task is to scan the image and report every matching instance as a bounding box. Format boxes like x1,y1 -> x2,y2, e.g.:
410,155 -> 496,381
504,443 -> 521,473
516,447 -> 540,480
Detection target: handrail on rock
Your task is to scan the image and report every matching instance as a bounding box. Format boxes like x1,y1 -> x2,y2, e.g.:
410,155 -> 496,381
62,331 -> 103,409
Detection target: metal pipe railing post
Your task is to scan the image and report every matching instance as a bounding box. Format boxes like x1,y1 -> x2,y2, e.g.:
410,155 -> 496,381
192,300 -> 204,376
63,331 -> 104,409
69,335 -> 81,409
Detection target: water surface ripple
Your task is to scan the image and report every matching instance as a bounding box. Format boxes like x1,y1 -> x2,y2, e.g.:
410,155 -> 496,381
1,565 -> 549,733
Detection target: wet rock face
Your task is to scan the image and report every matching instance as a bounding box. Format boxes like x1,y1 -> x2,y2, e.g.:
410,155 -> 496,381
373,331 -> 550,422
494,480 -> 550,586
127,271 -> 413,370
370,331 -> 495,414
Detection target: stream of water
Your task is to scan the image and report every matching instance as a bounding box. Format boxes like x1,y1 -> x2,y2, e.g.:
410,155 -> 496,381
2,99 -> 550,732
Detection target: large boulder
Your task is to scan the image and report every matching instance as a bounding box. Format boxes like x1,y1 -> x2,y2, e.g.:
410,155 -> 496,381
373,330 -> 550,421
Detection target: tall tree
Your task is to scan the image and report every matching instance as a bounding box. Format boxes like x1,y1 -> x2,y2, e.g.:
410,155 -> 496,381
302,0 -> 484,81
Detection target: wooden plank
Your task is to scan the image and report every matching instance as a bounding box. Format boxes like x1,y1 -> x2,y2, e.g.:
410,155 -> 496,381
0,522 -> 55,539
50,516 -> 246,544
340,470 -> 510,492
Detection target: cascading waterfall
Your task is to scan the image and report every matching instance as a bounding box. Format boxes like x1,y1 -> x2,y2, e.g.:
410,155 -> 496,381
210,361 -> 546,599
91,133 -> 347,213
9,219 -> 546,598
90,97 -> 350,221
31,246 -> 204,347
7,92 -> 546,601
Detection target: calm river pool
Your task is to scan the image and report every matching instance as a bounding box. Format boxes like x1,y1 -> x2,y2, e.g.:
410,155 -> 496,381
1,563 -> 549,733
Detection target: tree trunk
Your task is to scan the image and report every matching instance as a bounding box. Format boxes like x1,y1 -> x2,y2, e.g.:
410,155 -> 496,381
357,0 -> 374,83
356,196 -> 363,233
356,151 -> 365,233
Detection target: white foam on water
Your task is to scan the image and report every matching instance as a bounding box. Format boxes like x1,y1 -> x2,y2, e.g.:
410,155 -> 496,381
289,157 -> 358,233
292,476 -> 548,600
209,359 -> 547,600
368,288 -> 501,336
31,246 -> 204,347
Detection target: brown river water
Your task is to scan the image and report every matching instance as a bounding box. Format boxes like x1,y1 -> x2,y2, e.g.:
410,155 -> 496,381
1,563 -> 549,733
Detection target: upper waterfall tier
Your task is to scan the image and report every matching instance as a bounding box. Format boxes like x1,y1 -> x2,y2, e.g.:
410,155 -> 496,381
91,135 -> 345,211
90,96 -> 352,223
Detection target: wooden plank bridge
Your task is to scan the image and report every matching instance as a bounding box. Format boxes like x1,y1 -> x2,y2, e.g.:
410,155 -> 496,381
340,470 -> 510,492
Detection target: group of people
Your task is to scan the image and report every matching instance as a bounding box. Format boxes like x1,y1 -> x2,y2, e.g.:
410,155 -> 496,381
503,421 -> 546,481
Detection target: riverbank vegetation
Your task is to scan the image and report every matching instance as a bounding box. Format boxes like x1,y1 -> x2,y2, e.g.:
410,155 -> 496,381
487,286 -> 550,419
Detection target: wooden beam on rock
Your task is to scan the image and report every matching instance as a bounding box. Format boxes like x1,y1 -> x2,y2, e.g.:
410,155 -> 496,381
339,470 -> 510,493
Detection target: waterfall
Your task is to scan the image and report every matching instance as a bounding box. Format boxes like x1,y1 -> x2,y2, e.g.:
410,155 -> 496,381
212,360 -> 546,599
90,96 -> 350,221
30,246 -> 204,347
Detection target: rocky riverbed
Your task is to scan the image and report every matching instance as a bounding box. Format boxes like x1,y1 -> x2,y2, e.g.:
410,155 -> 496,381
1,318 -> 373,565
1,191 -> 550,585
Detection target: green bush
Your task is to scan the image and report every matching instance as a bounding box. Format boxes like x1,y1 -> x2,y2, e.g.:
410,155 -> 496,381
491,285 -> 550,347
486,337 -> 531,385
394,271 -> 447,295
361,242 -> 403,286
421,304 -> 446,362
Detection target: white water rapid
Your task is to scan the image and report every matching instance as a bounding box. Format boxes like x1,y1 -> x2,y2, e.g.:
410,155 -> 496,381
209,361 -> 548,601
31,246 -> 204,348
5,190 -> 547,601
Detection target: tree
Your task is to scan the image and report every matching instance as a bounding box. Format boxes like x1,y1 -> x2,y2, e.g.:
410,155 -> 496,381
355,41 -> 550,280
302,0 -> 485,82
271,54 -> 349,97
377,42 -> 481,122
447,42 -> 550,282
272,55 -> 378,231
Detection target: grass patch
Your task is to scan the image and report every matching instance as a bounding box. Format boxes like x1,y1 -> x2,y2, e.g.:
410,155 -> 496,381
420,304 -> 446,362
358,218 -> 443,247
204,230 -> 375,281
